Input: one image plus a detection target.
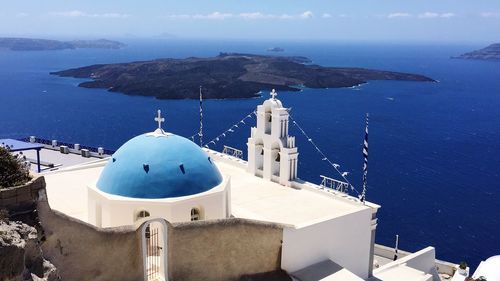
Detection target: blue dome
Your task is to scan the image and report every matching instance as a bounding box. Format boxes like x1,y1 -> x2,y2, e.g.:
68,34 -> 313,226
96,132 -> 223,199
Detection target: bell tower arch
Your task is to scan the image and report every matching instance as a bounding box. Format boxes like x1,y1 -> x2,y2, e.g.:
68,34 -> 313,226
247,90 -> 299,186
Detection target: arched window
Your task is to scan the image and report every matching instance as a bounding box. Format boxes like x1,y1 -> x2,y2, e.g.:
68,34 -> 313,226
191,208 -> 201,221
265,111 -> 272,134
136,210 -> 150,221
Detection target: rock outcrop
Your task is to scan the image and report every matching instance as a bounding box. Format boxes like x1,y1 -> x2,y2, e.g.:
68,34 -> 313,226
0,220 -> 59,281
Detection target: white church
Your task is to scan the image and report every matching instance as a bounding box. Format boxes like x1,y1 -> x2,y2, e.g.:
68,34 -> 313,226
38,90 -> 458,281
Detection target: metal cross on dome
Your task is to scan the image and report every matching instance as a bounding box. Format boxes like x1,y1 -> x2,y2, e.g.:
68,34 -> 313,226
270,89 -> 277,100
155,109 -> 165,130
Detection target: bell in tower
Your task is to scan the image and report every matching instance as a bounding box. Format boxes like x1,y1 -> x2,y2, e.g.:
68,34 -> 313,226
247,90 -> 299,186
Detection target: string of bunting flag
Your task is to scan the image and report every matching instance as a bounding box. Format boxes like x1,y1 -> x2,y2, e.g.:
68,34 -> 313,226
187,106 -> 362,199
189,110 -> 257,148
288,114 -> 361,197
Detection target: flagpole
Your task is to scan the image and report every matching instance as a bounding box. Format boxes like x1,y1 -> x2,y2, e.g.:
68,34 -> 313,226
361,113 -> 369,202
393,234 -> 399,261
199,86 -> 203,147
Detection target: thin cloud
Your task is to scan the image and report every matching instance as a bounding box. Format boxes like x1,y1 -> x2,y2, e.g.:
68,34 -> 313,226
441,13 -> 455,18
480,12 -> 500,18
387,13 -> 412,19
52,10 -> 85,17
279,14 -> 293,19
16,12 -> 29,18
418,12 -> 455,19
166,11 -> 315,20
300,11 -> 314,19
239,12 -> 266,19
418,12 -> 439,18
51,10 -> 130,18
322,13 -> 332,19
193,12 -> 233,20
165,14 -> 192,20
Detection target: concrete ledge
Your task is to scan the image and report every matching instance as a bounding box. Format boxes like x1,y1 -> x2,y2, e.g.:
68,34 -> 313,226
374,244 -> 458,276
0,175 -> 45,211
375,243 -> 412,260
374,246 -> 439,281
435,259 -> 459,276
171,216 -> 285,230
291,260 -> 364,281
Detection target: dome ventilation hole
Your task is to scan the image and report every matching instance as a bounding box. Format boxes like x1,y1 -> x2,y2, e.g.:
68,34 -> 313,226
143,164 -> 149,173
179,164 -> 185,174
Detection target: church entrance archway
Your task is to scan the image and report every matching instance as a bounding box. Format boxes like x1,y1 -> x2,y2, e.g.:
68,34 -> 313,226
141,219 -> 168,281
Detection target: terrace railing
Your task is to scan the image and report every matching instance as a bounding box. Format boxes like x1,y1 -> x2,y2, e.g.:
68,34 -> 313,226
222,145 -> 243,159
17,137 -> 115,155
320,175 -> 350,193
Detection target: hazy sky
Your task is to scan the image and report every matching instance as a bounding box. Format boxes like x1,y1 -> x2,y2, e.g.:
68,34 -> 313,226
1,0 -> 499,42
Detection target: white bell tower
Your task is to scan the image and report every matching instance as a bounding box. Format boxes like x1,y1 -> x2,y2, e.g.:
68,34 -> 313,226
247,89 -> 299,186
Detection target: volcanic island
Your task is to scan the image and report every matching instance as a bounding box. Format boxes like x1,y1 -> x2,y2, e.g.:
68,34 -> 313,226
51,53 -> 435,99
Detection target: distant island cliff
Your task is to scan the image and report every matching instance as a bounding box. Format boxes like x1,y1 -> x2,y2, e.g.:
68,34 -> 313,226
51,53 -> 435,99
453,44 -> 500,60
0,38 -> 126,51
267,47 -> 285,52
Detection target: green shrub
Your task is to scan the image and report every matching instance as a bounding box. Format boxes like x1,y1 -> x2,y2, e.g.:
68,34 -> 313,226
459,261 -> 468,270
0,146 -> 31,188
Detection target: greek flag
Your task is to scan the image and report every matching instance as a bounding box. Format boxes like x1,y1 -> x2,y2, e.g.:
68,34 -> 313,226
360,113 -> 369,202
199,86 -> 203,147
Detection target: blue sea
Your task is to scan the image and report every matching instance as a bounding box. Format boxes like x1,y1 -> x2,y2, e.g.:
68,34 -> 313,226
0,39 -> 499,269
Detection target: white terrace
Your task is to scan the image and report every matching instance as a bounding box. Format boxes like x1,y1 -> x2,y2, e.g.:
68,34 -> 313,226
41,148 -> 374,229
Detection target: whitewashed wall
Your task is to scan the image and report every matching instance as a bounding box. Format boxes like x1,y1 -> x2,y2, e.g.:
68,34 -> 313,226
281,207 -> 372,279
87,176 -> 230,227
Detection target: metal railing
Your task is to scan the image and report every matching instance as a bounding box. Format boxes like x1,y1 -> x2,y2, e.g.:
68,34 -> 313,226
17,137 -> 115,155
320,175 -> 350,193
222,145 -> 243,159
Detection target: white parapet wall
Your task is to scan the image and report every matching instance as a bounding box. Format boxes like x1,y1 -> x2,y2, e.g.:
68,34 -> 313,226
374,243 -> 458,276
374,246 -> 440,281
281,206 -> 373,279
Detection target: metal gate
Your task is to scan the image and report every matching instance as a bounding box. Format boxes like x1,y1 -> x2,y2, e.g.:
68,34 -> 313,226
146,226 -> 163,281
